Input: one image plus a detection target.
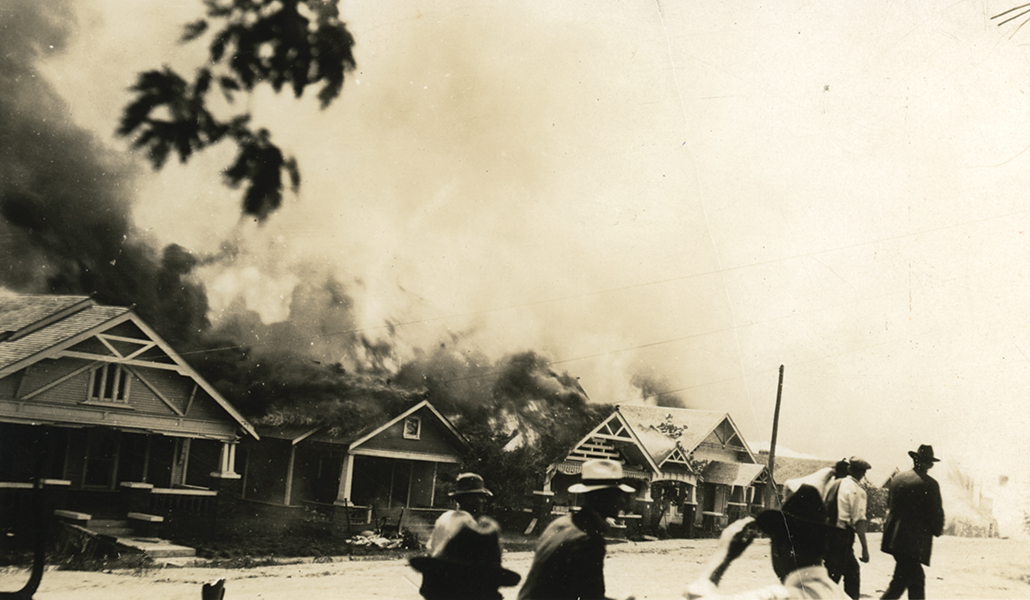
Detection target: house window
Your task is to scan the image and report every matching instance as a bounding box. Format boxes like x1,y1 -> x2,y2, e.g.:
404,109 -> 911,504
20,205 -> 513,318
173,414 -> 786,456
87,364 -> 131,404
403,417 -> 421,440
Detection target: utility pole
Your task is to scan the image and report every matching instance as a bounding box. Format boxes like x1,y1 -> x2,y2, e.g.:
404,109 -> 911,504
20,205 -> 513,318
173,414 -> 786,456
766,365 -> 785,508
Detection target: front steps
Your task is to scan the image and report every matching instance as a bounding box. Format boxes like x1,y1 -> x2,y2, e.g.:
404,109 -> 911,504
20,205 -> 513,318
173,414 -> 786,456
55,510 -> 197,562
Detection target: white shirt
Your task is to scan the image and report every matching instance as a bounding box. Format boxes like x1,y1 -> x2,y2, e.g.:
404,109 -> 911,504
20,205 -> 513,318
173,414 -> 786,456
835,476 -> 867,529
684,565 -> 849,600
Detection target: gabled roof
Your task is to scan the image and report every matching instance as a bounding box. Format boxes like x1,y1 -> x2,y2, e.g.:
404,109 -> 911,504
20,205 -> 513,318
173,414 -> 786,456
348,399 -> 470,452
0,293 -> 258,439
272,399 -> 471,453
702,461 -> 768,487
0,294 -> 127,371
564,409 -> 662,474
616,404 -> 756,465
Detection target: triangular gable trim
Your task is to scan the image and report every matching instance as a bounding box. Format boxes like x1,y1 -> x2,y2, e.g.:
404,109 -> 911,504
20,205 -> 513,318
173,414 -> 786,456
122,314 -> 258,440
683,413 -> 756,464
1,308 -> 258,440
565,410 -> 661,475
660,444 -> 691,468
348,400 -> 470,452
720,413 -> 756,463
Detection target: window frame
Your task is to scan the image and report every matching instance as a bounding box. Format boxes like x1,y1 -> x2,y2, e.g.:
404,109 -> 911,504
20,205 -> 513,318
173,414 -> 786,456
402,416 -> 422,440
86,363 -> 132,405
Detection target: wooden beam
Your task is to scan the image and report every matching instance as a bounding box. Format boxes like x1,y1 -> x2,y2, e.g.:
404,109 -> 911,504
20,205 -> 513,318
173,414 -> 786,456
19,363 -> 94,401
184,384 -> 197,416
58,350 -> 184,373
96,335 -> 123,358
127,366 -> 185,416
123,342 -> 158,361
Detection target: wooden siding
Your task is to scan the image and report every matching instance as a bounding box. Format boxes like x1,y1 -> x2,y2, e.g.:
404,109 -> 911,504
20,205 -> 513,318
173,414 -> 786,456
354,407 -> 462,458
1,355 -> 239,439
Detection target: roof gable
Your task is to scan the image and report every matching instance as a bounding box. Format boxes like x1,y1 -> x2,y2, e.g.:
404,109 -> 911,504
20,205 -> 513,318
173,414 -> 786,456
0,293 -> 257,438
563,410 -> 661,474
615,404 -> 756,464
347,400 -> 470,453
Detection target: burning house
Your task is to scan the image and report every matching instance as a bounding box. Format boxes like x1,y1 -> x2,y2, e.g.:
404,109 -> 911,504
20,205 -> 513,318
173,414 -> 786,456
534,404 -> 770,538
0,294 -> 256,540
240,399 -> 471,538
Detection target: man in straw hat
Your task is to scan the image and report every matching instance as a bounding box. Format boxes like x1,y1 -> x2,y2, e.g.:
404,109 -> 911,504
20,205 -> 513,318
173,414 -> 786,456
518,458 -> 635,600
880,445 -> 944,600
684,484 -> 848,599
409,517 -> 521,600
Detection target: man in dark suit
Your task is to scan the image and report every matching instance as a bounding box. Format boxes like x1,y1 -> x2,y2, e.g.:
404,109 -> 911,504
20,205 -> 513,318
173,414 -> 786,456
880,445 -> 945,599
518,459 -> 635,600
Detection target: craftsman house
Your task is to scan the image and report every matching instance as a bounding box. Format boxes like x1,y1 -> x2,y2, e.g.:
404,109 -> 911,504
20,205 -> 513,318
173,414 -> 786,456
536,404 -> 770,537
0,294 -> 256,534
241,399 -> 471,537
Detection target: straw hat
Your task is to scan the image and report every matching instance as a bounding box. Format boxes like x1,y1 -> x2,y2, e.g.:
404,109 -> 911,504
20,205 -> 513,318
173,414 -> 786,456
567,459 -> 635,494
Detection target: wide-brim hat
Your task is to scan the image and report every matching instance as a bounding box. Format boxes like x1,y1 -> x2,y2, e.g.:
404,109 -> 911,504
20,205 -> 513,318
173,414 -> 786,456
567,459 -> 635,494
408,519 -> 520,587
755,484 -> 833,538
448,472 -> 493,497
908,444 -> 940,463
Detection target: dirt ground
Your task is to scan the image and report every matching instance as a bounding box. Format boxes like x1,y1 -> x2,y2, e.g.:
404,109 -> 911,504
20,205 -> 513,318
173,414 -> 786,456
1,533 -> 1027,599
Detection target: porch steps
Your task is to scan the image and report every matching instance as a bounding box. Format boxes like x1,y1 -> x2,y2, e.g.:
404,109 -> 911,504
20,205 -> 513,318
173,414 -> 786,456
113,537 -> 197,559
57,512 -> 198,561
89,519 -> 135,537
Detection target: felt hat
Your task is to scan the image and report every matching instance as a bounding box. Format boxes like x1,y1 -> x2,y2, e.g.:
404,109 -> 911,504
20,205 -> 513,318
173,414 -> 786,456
409,518 -> 520,588
567,459 -> 635,494
907,444 -> 940,463
755,484 -> 833,539
448,472 -> 493,497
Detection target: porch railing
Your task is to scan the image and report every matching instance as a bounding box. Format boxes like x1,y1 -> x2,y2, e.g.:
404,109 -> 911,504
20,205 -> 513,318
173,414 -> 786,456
149,487 -> 218,517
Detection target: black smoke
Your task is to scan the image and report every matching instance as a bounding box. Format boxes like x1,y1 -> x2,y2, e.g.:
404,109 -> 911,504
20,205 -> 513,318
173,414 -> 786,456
0,0 -> 209,348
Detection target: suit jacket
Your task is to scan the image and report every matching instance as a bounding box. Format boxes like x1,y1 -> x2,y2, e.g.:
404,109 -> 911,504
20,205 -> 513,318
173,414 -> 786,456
880,468 -> 944,566
518,510 -> 609,600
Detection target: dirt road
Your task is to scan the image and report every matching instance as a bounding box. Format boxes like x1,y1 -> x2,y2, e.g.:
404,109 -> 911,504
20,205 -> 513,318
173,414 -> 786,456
2,533 -> 1027,599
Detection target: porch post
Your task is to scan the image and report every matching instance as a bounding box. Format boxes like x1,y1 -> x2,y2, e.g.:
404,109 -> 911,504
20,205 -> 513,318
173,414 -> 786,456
209,441 -> 241,479
180,438 -> 192,485
284,444 -> 296,506
209,441 -> 242,533
332,453 -> 358,538
335,453 -> 355,504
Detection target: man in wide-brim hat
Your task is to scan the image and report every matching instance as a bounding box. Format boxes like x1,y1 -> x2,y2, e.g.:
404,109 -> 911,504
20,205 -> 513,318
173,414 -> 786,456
880,445 -> 944,599
410,517 -> 520,600
684,484 -> 848,599
426,472 -> 493,556
518,459 -> 635,600
415,472 -> 513,599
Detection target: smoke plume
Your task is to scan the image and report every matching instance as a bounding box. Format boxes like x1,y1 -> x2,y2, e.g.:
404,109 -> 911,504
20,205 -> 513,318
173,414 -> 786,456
0,0 -> 209,348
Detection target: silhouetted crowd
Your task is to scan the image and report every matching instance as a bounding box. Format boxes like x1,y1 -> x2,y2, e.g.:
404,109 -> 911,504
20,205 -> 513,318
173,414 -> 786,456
411,445 -> 944,600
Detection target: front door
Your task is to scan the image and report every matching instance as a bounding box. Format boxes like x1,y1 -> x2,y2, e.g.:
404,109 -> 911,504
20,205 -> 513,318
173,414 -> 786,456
83,429 -> 120,489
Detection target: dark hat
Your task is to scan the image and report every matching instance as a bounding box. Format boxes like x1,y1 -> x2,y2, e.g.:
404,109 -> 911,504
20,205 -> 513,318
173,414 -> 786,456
448,472 -> 493,497
755,484 -> 832,539
567,459 -> 635,494
409,518 -> 520,588
908,444 -> 940,463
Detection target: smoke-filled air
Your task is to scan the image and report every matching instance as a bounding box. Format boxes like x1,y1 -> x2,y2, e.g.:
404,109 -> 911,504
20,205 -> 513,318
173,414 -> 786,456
2,0 -> 1028,538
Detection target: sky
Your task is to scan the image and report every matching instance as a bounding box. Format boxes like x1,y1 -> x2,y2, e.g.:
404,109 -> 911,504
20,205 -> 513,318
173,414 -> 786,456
11,0 -> 1030,532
